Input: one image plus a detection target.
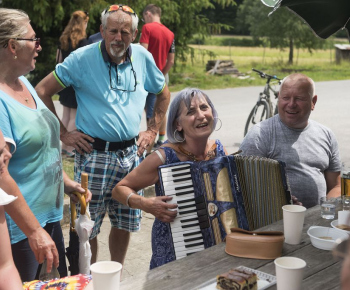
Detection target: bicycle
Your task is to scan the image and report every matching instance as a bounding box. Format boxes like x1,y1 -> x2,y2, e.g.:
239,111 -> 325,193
244,68 -> 283,136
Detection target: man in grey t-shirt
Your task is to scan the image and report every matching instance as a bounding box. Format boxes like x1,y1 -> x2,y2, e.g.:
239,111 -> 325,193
240,73 -> 341,208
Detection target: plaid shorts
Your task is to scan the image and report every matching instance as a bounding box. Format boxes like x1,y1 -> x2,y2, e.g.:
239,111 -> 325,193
74,144 -> 144,239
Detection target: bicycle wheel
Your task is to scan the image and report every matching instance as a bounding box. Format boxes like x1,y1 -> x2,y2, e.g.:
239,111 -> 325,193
244,99 -> 271,136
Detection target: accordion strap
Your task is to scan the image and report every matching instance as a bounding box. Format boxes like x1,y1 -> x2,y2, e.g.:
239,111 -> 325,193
162,142 -> 217,161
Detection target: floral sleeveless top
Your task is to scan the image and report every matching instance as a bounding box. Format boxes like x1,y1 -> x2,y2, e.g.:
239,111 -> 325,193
150,139 -> 226,269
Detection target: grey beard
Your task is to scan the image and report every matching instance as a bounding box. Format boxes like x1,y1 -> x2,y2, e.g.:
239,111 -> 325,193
110,43 -> 126,58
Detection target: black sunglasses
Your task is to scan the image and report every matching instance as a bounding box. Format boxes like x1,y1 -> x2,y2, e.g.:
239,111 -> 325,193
14,37 -> 41,48
108,61 -> 137,92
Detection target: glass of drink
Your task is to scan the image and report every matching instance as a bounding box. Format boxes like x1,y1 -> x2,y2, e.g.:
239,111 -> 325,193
342,196 -> 350,211
320,196 -> 337,219
341,162 -> 350,196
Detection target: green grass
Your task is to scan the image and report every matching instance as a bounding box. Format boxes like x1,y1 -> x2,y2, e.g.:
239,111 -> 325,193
168,45 -> 350,92
62,157 -> 74,180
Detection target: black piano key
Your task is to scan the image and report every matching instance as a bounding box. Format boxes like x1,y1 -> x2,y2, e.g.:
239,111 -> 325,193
183,231 -> 201,237
180,217 -> 197,224
179,208 -> 196,215
173,177 -> 192,183
184,236 -> 203,243
174,185 -> 193,191
177,198 -> 195,204
182,222 -> 200,229
173,172 -> 191,178
176,190 -> 195,196
170,166 -> 191,172
179,204 -> 197,210
185,242 -> 204,248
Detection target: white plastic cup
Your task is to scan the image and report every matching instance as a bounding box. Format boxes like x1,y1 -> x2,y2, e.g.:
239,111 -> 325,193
282,205 -> 306,245
338,210 -> 350,226
90,261 -> 122,290
274,257 -> 306,290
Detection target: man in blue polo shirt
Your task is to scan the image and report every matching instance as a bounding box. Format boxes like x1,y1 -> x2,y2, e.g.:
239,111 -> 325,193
36,4 -> 170,267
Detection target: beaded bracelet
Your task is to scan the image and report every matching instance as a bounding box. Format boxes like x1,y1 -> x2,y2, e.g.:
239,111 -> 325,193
126,192 -> 135,208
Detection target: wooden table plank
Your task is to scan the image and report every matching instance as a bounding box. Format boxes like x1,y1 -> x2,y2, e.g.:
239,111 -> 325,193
120,205 -> 344,289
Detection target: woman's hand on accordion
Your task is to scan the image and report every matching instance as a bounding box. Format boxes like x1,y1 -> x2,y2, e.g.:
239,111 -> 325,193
144,196 -> 178,223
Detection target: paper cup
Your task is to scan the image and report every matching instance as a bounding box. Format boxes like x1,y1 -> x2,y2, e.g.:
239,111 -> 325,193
282,205 -> 306,245
90,261 -> 122,290
274,257 -> 306,290
339,211 -> 350,226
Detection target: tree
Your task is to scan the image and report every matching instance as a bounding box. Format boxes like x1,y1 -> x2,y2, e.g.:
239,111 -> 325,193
236,0 -> 325,64
1,0 -> 235,83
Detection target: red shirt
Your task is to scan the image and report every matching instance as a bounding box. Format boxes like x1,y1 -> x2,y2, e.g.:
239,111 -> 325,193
140,22 -> 175,71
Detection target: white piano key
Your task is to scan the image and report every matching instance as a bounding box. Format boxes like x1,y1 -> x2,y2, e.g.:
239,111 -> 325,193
173,238 -> 204,248
174,244 -> 205,257
163,180 -> 194,191
177,205 -> 197,214
172,232 -> 202,243
167,195 -> 196,203
161,173 -> 192,183
160,164 -> 191,174
171,225 -> 200,234
172,229 -> 202,239
168,200 -> 196,209
171,215 -> 199,228
164,187 -> 195,196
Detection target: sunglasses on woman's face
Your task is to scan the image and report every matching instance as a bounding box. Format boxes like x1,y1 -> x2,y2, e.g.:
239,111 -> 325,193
14,37 -> 41,48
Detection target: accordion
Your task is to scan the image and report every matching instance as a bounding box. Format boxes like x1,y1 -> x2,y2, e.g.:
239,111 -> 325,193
158,155 -> 291,260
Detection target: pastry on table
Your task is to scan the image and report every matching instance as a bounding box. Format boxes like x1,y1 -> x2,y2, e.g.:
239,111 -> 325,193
216,268 -> 258,290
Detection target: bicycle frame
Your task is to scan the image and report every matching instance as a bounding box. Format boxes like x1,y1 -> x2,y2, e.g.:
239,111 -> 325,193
244,69 -> 283,136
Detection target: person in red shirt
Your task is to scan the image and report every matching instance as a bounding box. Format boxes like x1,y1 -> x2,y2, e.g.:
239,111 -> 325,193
140,4 -> 175,152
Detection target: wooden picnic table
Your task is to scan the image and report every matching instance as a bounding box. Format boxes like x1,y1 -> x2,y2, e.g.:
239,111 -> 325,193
120,205 -> 343,290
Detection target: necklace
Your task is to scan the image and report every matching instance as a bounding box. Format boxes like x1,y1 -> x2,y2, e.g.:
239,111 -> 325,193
178,144 -> 217,161
16,92 -> 29,103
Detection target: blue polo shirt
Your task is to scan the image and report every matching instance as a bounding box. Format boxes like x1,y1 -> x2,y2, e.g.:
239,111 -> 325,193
54,41 -> 165,141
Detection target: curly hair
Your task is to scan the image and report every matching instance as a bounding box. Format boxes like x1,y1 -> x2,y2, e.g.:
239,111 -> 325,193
59,10 -> 89,50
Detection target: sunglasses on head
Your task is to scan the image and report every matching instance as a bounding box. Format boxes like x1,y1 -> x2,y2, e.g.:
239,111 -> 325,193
103,4 -> 135,15
14,37 -> 41,48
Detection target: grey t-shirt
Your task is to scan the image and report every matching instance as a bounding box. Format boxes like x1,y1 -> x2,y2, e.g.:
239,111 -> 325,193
239,115 -> 341,208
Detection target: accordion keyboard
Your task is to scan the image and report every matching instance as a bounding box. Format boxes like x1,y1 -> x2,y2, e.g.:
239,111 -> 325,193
160,163 -> 210,259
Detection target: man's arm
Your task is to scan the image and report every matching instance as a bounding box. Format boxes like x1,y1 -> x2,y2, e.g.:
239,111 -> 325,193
162,52 -> 175,76
137,85 -> 170,156
35,73 -> 93,154
325,171 -> 341,198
